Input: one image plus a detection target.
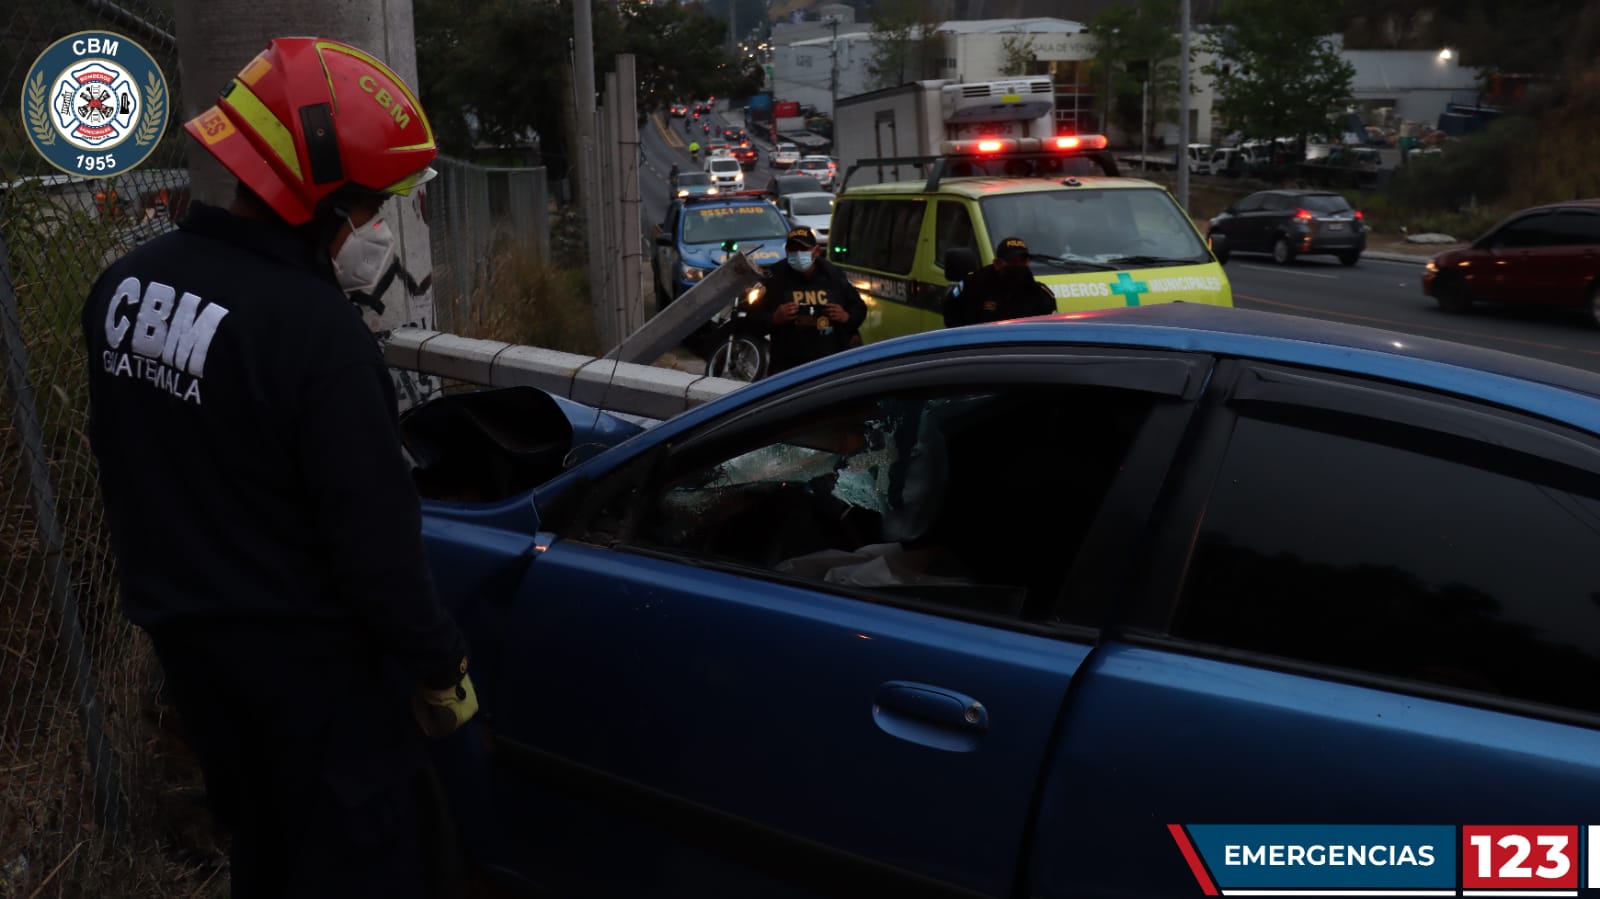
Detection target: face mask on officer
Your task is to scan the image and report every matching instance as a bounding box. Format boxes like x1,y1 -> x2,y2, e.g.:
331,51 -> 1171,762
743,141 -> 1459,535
332,215 -> 397,296
788,249 -> 815,272
1000,261 -> 1036,290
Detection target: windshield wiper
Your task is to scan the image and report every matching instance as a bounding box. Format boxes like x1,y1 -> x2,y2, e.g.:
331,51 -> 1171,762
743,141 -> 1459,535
1104,255 -> 1207,268
1031,253 -> 1116,272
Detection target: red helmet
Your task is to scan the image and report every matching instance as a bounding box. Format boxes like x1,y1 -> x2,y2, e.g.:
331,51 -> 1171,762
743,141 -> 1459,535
183,37 -> 437,225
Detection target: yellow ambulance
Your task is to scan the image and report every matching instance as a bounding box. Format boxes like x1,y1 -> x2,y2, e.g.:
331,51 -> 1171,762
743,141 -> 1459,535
828,137 -> 1231,342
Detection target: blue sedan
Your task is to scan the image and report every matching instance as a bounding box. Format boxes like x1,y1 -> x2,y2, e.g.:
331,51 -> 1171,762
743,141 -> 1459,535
413,304 -> 1600,898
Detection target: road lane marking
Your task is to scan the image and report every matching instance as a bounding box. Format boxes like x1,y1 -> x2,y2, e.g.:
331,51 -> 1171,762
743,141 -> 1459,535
1238,264 -> 1338,279
1234,293 -> 1600,356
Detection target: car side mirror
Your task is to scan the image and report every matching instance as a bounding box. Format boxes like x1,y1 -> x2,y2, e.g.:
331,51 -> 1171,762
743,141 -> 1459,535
943,247 -> 980,283
1209,233 -> 1229,263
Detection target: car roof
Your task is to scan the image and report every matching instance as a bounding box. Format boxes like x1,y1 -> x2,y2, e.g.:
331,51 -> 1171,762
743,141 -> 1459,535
840,175 -> 1166,199
784,191 -> 835,201
1520,199 -> 1600,213
1255,189 -> 1347,198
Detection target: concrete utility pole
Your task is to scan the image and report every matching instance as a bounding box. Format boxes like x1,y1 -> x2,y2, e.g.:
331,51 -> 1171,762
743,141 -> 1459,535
828,17 -> 840,116
614,55 -> 644,336
174,0 -> 437,340
573,0 -> 606,337
1177,0 -> 1192,211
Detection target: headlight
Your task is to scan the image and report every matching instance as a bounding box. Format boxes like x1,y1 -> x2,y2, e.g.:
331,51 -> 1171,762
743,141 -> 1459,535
1425,260 -> 1438,273
676,189 -> 688,197
680,265 -> 710,282
744,284 -> 765,304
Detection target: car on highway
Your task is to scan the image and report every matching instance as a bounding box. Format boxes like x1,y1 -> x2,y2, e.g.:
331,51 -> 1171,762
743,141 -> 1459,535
1206,188 -> 1367,266
670,170 -> 718,198
774,190 -> 835,242
706,142 -> 731,158
704,155 -> 744,192
1422,199 -> 1600,323
649,192 -> 786,308
796,154 -> 836,189
413,303 -> 1600,899
669,102 -> 688,118
761,173 -> 825,205
731,143 -> 760,170
772,141 -> 801,168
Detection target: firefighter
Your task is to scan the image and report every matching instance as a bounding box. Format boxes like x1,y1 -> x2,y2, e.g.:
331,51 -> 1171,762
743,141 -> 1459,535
80,37 -> 473,899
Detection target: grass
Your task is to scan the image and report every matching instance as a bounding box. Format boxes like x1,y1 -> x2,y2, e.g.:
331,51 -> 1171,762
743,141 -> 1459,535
445,223 -> 600,355
1,187 -> 226,899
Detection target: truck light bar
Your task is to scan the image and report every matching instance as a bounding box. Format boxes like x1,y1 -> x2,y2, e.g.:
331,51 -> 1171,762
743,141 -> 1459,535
938,134 -> 1108,155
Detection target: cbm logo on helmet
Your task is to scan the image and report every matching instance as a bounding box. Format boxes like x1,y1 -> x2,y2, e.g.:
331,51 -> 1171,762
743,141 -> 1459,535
21,31 -> 169,177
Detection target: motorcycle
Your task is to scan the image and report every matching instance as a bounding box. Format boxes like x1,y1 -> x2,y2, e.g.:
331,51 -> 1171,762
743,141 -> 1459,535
702,241 -> 769,382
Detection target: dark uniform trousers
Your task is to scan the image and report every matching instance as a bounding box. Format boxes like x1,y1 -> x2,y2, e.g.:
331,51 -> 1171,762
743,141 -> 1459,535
151,620 -> 430,899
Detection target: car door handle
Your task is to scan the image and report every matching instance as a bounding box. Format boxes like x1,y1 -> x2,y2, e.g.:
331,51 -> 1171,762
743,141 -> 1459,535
871,681 -> 988,753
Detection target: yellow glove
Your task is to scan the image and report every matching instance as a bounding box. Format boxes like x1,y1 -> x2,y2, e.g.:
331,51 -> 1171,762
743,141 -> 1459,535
412,671 -> 479,738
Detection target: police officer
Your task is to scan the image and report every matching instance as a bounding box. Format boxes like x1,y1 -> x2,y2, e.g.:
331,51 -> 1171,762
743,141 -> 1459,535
81,38 -> 473,899
941,235 -> 1058,327
748,227 -> 867,375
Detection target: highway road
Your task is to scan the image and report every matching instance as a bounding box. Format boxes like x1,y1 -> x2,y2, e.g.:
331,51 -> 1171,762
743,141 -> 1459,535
1226,254 -> 1600,374
641,108 -> 1600,376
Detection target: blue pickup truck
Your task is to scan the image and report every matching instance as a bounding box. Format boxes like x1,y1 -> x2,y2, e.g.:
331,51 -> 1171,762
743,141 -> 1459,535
650,193 -> 789,310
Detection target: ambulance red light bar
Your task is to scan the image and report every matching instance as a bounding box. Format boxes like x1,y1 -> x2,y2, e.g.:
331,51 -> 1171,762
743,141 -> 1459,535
940,135 -> 1108,155
1054,134 -> 1109,150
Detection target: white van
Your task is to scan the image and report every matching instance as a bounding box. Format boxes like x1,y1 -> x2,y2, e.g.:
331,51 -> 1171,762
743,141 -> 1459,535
705,156 -> 744,191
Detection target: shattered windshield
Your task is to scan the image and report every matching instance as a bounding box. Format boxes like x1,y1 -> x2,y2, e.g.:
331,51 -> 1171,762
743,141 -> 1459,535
980,187 -> 1211,269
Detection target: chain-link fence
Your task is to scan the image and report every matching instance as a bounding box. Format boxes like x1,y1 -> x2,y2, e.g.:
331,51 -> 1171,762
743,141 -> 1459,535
0,2 -> 211,897
427,156 -> 549,335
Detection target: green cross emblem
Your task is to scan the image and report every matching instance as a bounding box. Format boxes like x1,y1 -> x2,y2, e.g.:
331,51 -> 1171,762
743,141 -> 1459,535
1110,272 -> 1150,306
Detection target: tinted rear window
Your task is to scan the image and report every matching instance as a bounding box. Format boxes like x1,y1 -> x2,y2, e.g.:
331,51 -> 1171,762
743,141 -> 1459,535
1301,195 -> 1353,213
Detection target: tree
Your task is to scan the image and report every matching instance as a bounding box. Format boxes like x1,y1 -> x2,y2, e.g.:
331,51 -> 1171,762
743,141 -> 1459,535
998,32 -> 1037,77
867,0 -> 945,89
1090,0 -> 1183,143
1201,0 -> 1356,143
414,0 -> 760,170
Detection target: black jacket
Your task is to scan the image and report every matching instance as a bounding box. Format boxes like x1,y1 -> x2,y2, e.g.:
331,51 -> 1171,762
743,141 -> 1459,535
748,257 -> 867,373
81,203 -> 465,688
941,263 -> 1057,327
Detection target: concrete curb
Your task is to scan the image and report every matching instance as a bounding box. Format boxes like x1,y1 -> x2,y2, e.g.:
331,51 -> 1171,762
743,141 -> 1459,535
1362,250 -> 1433,265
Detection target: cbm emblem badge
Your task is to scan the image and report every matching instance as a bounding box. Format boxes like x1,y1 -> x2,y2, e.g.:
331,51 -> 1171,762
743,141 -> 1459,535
21,31 -> 169,178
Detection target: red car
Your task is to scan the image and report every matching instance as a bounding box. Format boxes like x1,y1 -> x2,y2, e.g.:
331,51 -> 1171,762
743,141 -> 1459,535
1423,199 -> 1600,323
731,144 -> 759,170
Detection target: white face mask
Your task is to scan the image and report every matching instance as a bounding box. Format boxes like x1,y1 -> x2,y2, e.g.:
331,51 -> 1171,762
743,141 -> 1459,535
788,250 -> 815,272
332,217 -> 396,295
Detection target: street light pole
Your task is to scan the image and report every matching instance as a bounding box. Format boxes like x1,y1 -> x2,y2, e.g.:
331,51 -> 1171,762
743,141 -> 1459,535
1177,0 -> 1191,211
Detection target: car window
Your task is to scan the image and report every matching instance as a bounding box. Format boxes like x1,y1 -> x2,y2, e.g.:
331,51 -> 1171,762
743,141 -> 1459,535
676,172 -> 711,186
789,195 -> 834,216
834,199 -> 923,274
934,200 -> 978,269
680,204 -> 789,245
1493,213 -> 1560,249
710,159 -> 741,173
1233,194 -> 1264,213
1170,403 -> 1600,716
979,187 -> 1209,265
614,384 -> 1155,621
1551,210 -> 1600,246
1260,194 -> 1290,212
1301,195 -> 1352,214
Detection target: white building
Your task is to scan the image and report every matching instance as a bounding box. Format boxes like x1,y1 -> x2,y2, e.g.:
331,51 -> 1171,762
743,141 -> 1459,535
770,31 -> 879,116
